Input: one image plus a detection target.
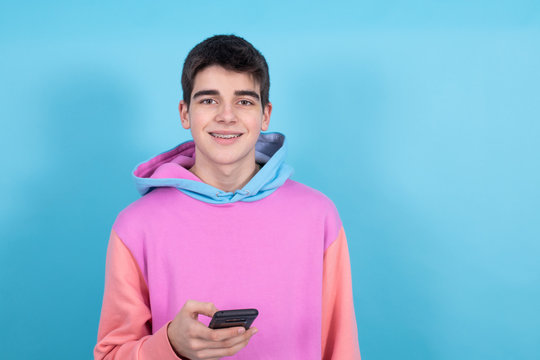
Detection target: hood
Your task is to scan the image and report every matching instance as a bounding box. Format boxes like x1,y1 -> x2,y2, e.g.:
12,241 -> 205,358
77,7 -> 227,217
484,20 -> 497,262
132,132 -> 294,204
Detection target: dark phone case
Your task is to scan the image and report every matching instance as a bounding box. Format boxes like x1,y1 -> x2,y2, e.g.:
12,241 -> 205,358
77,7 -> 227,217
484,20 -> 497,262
208,309 -> 259,330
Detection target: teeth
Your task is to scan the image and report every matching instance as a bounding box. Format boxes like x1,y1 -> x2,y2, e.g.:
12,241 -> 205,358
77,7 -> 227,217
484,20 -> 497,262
211,133 -> 242,139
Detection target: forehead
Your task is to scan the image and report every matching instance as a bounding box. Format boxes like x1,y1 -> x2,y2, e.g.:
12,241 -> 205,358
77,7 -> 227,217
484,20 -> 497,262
192,65 -> 259,95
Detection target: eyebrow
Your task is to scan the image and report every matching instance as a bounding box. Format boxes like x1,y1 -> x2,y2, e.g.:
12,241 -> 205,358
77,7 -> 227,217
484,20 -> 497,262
192,89 -> 219,98
192,89 -> 260,100
234,90 -> 260,100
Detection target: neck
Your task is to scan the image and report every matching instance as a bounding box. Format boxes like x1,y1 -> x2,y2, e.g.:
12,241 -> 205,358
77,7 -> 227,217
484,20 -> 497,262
189,154 -> 260,193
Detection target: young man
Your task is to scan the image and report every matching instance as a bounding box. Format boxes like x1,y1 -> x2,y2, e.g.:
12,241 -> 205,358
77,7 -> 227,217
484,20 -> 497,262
95,35 -> 361,359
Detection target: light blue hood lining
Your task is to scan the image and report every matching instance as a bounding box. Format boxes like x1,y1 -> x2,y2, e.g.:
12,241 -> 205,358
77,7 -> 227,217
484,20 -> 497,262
133,132 -> 294,204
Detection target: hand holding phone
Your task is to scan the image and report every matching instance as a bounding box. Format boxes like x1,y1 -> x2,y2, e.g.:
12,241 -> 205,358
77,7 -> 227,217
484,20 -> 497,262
167,301 -> 258,360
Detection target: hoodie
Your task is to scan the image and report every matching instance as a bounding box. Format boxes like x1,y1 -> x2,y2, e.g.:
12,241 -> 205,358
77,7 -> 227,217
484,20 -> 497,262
95,132 -> 361,359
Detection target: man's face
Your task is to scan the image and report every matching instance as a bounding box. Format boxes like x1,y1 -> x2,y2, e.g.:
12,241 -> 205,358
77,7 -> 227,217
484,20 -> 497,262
179,65 -> 271,171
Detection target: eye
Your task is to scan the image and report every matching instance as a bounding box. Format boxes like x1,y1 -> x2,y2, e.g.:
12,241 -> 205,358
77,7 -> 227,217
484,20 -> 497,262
238,99 -> 254,106
200,98 -> 217,105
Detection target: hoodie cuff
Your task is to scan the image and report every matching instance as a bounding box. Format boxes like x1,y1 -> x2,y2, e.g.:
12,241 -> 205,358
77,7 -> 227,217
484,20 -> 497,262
139,321 -> 183,360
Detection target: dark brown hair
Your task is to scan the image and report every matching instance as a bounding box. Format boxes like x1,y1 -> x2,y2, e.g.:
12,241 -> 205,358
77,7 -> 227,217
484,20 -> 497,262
181,34 -> 270,109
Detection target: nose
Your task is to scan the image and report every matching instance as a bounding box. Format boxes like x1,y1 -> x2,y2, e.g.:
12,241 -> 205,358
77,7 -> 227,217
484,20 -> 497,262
216,103 -> 236,123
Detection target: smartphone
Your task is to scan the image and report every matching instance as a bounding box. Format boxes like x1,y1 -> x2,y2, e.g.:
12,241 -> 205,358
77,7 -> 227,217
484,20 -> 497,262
208,308 -> 259,330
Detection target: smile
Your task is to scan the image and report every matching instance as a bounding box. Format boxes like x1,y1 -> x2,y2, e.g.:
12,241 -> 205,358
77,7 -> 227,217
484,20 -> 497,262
209,133 -> 243,139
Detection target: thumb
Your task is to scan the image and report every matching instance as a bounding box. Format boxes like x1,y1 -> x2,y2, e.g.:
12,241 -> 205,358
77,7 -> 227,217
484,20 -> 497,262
184,300 -> 218,319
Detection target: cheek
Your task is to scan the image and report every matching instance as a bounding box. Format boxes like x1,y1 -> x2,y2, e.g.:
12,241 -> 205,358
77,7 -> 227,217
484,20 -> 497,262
187,113 -> 205,129
191,125 -> 206,138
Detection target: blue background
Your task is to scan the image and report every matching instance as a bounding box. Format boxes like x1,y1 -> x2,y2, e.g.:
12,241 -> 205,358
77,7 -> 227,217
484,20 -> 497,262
1,1 -> 539,359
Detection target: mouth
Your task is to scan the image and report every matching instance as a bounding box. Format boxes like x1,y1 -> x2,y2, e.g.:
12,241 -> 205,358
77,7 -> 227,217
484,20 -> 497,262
209,132 -> 243,139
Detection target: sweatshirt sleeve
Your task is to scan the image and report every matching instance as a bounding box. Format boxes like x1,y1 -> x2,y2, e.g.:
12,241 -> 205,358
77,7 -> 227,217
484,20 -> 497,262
94,230 -> 180,360
321,227 -> 361,360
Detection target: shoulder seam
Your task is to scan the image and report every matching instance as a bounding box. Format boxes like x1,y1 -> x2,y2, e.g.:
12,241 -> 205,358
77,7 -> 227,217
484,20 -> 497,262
110,229 -> 150,294
324,226 -> 345,253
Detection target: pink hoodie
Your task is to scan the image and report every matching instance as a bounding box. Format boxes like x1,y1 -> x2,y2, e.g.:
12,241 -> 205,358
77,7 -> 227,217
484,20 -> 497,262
95,133 -> 360,359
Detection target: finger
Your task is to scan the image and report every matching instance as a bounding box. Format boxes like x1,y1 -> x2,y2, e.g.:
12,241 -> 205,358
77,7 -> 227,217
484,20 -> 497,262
194,322 -> 247,341
195,327 -> 258,349
193,336 -> 253,359
183,300 -> 218,318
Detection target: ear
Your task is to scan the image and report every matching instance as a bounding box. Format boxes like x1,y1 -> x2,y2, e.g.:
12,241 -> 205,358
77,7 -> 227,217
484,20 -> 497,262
261,102 -> 272,131
179,100 -> 190,129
